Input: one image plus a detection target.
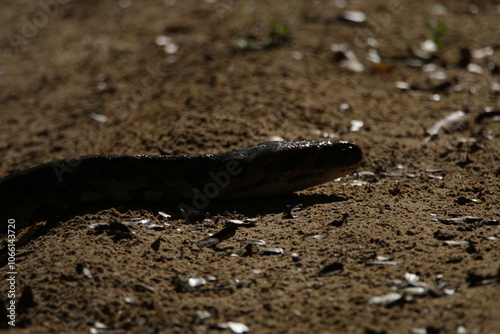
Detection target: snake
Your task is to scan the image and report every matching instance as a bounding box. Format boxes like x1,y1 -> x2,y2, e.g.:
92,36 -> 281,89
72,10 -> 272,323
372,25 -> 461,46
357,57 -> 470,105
0,140 -> 362,229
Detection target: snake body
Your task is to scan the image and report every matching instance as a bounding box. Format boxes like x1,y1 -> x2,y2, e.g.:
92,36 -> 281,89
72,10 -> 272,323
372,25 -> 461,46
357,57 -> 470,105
0,141 -> 362,228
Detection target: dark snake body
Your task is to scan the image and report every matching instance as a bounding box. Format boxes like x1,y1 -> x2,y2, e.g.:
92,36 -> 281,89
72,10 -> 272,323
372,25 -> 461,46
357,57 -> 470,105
0,141 -> 362,229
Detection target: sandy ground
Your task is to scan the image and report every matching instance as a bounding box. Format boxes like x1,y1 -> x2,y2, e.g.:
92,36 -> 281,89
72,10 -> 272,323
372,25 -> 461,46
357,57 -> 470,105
0,0 -> 499,333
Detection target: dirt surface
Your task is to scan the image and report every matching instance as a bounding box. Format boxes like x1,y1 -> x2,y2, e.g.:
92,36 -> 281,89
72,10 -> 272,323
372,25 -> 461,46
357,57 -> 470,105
1,0 -> 499,333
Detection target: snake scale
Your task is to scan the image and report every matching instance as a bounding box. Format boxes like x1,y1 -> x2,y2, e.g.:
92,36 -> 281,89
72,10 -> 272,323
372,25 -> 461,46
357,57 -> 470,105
0,141 -> 362,229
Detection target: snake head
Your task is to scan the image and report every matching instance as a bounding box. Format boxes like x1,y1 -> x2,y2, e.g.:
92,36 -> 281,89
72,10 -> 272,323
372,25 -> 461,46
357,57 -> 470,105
311,141 -> 363,179
223,140 -> 363,198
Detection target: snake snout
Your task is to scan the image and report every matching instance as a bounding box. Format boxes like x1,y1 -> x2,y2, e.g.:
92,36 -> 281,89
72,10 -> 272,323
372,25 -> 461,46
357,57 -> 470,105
314,142 -> 363,170
343,143 -> 363,166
